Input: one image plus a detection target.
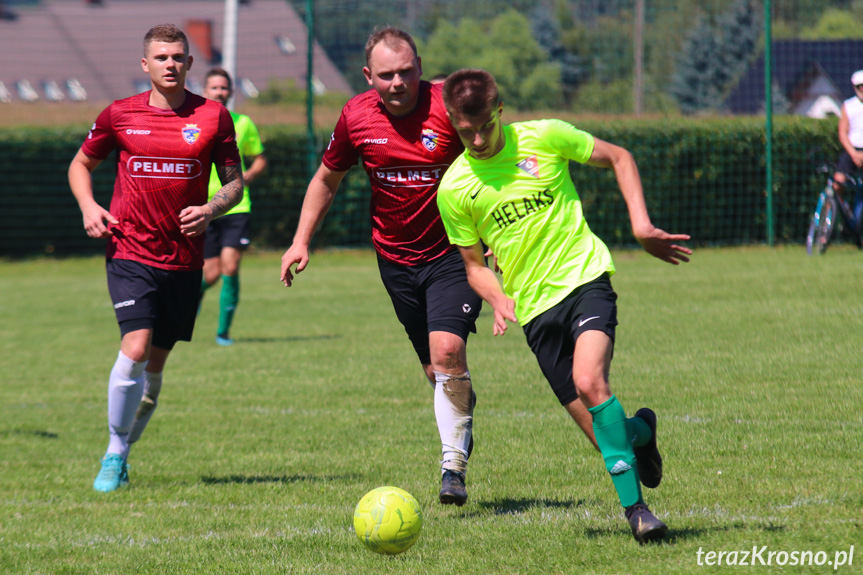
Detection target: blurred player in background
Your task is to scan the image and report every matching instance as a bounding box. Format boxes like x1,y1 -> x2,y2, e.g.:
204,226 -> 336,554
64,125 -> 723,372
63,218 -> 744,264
68,24 -> 243,493
437,68 -> 692,542
280,27 -> 505,506
199,68 -> 267,346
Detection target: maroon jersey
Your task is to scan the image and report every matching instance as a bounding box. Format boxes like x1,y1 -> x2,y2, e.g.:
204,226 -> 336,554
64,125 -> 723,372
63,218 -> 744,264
323,82 -> 464,265
81,90 -> 240,271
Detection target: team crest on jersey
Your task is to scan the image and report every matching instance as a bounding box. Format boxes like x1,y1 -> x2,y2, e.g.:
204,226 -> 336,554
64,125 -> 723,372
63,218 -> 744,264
517,155 -> 540,178
421,129 -> 439,152
182,124 -> 201,145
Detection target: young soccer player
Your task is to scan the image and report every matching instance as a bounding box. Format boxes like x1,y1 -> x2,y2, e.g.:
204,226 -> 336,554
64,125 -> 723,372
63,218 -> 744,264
68,24 -> 243,492
437,68 -> 692,542
200,68 -> 268,346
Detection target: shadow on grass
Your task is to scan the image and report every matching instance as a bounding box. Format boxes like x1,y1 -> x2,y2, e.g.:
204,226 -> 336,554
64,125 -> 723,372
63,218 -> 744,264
660,526 -> 720,543
477,497 -> 591,515
201,473 -> 359,485
664,521 -> 785,542
584,522 -> 764,545
6,429 -> 59,439
230,334 -> 343,344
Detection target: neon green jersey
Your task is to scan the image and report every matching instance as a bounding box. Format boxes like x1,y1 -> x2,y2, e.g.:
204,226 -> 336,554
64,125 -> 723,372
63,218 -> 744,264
437,119 -> 615,325
208,111 -> 264,215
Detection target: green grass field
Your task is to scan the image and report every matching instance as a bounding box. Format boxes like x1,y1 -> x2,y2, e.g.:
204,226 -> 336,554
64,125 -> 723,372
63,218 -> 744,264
1,247 -> 861,574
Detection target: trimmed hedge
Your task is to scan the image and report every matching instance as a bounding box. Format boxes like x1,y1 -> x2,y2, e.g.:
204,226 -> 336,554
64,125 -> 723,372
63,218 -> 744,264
0,116 -> 839,258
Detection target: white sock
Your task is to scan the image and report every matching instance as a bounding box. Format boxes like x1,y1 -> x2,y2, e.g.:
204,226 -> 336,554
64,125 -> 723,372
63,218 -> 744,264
434,370 -> 474,475
128,371 -> 162,444
106,351 -> 147,460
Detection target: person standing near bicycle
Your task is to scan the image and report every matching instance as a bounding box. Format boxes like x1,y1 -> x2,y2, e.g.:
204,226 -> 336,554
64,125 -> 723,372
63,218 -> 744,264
834,70 -> 863,193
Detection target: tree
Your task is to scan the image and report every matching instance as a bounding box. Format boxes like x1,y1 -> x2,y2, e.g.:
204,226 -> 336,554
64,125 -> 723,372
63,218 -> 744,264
288,0 -> 405,94
669,0 -> 762,115
801,9 -> 863,39
529,2 -> 584,101
669,14 -> 720,115
418,17 -> 487,77
713,0 -> 762,99
421,10 -> 562,110
571,78 -> 634,114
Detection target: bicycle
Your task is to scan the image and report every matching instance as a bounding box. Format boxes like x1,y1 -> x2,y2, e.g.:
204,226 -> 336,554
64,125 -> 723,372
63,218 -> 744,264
805,158 -> 863,255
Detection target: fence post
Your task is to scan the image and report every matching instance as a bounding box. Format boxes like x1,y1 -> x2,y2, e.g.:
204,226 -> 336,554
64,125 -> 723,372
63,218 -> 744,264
764,0 -> 774,247
633,0 -> 644,117
306,0 -> 317,182
222,0 -> 238,111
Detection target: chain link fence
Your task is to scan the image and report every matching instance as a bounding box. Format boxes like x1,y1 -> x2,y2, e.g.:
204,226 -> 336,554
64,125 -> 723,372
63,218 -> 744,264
1,0 -> 860,256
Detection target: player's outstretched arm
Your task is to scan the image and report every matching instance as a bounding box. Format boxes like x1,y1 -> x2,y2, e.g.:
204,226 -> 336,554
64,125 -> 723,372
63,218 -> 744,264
281,164 -> 347,287
69,149 -> 117,239
587,138 -> 692,265
180,164 -> 244,237
456,243 -> 517,336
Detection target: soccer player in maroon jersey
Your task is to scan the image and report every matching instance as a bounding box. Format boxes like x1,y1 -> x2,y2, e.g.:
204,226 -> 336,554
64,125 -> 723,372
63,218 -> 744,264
68,24 -> 243,493
280,27 -> 593,506
280,27 -> 476,504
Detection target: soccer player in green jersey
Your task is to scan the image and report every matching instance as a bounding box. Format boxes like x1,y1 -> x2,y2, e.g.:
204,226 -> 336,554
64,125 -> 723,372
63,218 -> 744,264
437,68 -> 692,543
200,68 -> 267,346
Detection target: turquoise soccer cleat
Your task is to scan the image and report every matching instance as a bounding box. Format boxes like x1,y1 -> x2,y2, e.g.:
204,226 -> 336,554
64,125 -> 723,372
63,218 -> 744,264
215,334 -> 234,346
93,454 -> 129,493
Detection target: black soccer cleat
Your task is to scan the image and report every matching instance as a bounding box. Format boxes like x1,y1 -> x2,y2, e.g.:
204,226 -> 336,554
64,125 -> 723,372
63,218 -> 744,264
633,407 -> 663,489
439,470 -> 468,506
625,503 -> 668,544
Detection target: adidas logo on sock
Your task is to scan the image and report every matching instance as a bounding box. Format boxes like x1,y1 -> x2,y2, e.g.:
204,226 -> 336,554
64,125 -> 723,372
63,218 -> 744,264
609,460 -> 632,475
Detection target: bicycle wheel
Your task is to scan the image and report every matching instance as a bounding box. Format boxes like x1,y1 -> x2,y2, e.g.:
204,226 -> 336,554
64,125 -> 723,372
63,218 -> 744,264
806,192 -> 837,255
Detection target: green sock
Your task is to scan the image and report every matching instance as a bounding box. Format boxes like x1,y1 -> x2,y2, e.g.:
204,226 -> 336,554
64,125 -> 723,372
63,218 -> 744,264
627,415 -> 652,448
589,395 -> 643,508
218,274 -> 239,337
197,278 -> 211,315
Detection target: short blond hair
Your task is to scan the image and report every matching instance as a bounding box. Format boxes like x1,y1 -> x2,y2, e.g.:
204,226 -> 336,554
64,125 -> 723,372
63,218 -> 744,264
144,24 -> 189,56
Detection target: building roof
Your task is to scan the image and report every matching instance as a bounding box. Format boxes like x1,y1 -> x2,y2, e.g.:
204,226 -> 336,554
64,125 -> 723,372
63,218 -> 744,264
0,0 -> 352,105
726,39 -> 863,115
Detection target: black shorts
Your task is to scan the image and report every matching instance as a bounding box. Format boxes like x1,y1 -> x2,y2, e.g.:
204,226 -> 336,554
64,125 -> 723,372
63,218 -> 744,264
204,213 -> 251,258
377,250 -> 482,365
106,258 -> 203,350
837,148 -> 863,177
522,274 -> 618,406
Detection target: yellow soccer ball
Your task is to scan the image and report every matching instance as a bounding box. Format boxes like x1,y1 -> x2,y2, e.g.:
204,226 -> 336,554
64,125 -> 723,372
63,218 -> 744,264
353,486 -> 423,555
